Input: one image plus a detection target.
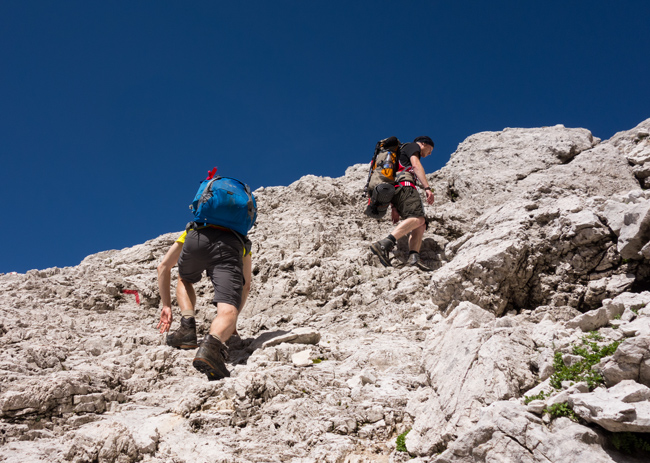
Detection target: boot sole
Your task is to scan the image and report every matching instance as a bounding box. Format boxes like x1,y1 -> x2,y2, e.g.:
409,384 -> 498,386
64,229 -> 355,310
370,243 -> 392,267
166,337 -> 198,350
193,356 -> 230,381
168,343 -> 199,350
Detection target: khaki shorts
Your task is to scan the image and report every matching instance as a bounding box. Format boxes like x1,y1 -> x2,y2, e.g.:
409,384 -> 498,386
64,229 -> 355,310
391,186 -> 424,219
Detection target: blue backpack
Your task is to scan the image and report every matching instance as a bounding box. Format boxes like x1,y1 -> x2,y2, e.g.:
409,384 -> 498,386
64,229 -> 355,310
189,175 -> 257,236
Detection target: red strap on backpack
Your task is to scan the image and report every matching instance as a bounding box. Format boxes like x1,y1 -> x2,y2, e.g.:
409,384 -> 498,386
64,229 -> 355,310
206,167 -> 218,180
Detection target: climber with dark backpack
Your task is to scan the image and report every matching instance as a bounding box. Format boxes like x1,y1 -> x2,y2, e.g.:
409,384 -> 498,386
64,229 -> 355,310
367,136 -> 436,270
157,167 -> 256,382
364,136 -> 401,219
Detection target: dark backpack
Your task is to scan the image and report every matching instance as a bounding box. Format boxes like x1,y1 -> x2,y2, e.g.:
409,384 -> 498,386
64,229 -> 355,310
363,137 -> 401,219
189,169 -> 257,236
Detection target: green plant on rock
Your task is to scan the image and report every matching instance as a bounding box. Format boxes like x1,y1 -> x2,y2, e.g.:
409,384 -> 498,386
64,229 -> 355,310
549,336 -> 621,390
524,390 -> 550,404
521,334 -> 622,424
544,402 -> 578,421
396,429 -> 410,453
584,331 -> 603,341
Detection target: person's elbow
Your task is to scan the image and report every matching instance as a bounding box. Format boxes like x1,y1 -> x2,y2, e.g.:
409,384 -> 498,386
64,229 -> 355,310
157,261 -> 172,279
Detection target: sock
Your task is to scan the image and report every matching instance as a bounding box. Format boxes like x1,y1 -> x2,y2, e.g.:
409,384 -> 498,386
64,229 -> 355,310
387,234 -> 397,244
409,250 -> 419,255
181,310 -> 195,318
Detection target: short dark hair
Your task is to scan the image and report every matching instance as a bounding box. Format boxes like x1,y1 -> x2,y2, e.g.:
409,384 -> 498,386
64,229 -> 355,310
414,136 -> 434,148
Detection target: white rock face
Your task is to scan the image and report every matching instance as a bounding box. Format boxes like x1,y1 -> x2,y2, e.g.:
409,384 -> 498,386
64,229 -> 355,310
569,380 -> 650,432
432,402 -> 620,463
2,119 -> 650,462
598,335 -> 650,387
291,349 -> 313,367
405,302 -> 537,454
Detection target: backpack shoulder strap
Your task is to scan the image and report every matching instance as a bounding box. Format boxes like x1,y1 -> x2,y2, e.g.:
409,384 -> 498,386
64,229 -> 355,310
198,176 -> 220,207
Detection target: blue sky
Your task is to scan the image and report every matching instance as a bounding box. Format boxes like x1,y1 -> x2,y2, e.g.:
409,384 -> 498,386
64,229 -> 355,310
1,1 -> 649,273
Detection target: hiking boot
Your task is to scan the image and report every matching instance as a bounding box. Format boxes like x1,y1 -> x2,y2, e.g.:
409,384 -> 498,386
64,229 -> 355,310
166,316 -> 198,349
370,239 -> 394,267
406,252 -> 433,271
193,334 -> 230,381
414,260 -> 433,272
406,252 -> 420,266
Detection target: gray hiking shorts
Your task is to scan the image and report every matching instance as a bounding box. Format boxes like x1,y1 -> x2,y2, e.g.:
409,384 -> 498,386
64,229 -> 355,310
177,228 -> 244,309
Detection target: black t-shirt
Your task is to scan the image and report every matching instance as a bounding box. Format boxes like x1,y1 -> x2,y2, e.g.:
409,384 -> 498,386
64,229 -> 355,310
396,143 -> 422,188
398,142 -> 421,171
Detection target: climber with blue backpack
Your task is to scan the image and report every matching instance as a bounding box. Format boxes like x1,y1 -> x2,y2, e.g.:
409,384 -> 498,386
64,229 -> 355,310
156,167 -> 257,381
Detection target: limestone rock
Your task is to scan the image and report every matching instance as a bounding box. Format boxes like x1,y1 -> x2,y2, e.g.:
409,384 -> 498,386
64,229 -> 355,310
603,291 -> 650,318
565,307 -> 610,332
569,380 -> 650,432
617,200 -> 650,260
259,327 -> 321,348
598,335 -> 650,387
432,402 -> 615,463
406,302 -> 537,455
291,349 -> 312,367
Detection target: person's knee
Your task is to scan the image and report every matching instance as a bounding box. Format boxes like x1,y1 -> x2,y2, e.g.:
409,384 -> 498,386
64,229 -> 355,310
407,216 -> 425,228
217,303 -> 239,318
177,278 -> 195,293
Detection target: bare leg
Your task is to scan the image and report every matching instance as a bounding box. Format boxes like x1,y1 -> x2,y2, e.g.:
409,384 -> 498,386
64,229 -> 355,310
193,302 -> 237,380
391,216 -> 425,241
408,222 -> 426,252
209,303 -> 239,342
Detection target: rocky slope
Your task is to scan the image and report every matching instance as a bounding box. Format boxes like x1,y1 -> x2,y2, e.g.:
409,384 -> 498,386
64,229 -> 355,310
2,119 -> 650,462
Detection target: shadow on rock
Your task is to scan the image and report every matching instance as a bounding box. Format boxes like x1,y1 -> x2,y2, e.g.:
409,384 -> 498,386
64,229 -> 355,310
225,330 -> 290,365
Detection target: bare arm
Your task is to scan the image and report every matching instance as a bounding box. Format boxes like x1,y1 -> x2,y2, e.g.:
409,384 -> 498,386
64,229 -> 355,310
391,204 -> 400,224
156,241 -> 183,333
410,155 -> 435,205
